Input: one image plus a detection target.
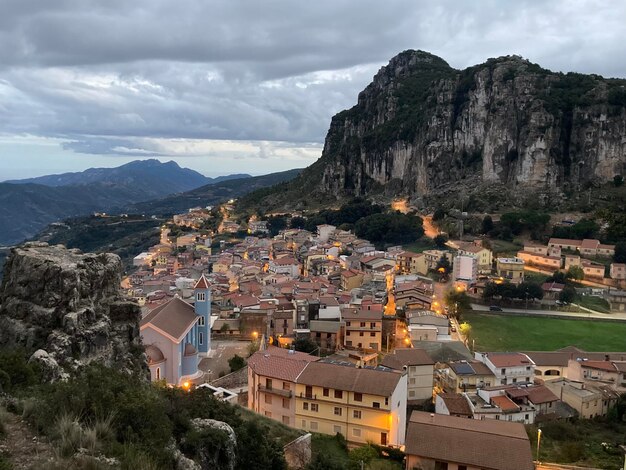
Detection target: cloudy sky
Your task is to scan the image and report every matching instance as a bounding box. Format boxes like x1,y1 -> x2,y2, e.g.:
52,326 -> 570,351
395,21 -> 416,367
1,0 -> 625,180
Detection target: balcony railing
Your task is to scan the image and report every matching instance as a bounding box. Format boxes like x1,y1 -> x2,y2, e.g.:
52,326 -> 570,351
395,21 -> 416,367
299,392 -> 317,400
258,385 -> 293,398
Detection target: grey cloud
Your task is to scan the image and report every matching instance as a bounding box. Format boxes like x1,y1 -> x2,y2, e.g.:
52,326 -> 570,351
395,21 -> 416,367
0,0 -> 625,161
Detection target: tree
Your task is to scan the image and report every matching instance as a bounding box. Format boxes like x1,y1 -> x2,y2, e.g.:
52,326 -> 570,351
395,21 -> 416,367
432,207 -> 446,222
435,256 -> 452,279
559,286 -> 577,304
613,242 -> 626,263
566,265 -> 584,281
546,271 -> 566,284
458,322 -> 472,339
220,323 -> 230,333
444,289 -> 471,318
290,216 -> 306,229
433,234 -> 448,248
293,337 -> 318,354
516,282 -> 544,301
228,354 -> 246,373
481,215 -> 494,234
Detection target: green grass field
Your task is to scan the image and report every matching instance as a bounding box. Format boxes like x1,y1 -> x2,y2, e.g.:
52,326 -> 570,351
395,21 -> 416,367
465,312 -> 626,351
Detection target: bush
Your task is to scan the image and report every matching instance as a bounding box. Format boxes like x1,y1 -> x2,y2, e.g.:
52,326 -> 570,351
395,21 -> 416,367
228,355 -> 246,373
0,350 -> 40,392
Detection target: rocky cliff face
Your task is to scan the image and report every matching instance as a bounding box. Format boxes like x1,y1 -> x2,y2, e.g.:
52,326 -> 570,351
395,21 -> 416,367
0,243 -> 145,380
319,50 -> 626,205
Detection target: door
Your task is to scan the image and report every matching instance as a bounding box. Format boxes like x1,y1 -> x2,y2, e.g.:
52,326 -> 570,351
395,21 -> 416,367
380,432 -> 387,446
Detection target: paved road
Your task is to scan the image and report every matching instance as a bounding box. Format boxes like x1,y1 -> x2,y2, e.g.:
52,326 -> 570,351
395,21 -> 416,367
422,215 -> 439,239
470,303 -> 626,322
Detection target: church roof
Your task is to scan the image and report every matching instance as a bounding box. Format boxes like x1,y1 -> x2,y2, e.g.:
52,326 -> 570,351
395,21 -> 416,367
194,274 -> 210,289
145,345 -> 165,364
141,296 -> 200,341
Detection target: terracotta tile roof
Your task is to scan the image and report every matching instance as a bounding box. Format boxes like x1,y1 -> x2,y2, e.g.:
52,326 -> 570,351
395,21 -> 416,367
438,393 -> 473,416
248,347 -> 318,382
296,361 -> 403,397
483,352 -> 534,368
140,296 -> 199,341
491,395 -> 520,412
580,239 -> 600,250
194,274 -> 210,289
405,411 -> 534,470
523,351 -> 571,367
527,386 -> 558,404
342,307 -> 382,321
381,348 -> 434,369
580,360 -> 618,372
549,238 -> 582,247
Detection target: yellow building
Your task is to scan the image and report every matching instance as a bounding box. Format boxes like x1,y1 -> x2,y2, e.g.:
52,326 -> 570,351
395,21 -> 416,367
342,307 -> 383,351
294,361 -> 407,447
495,257 -> 525,283
396,251 -> 428,275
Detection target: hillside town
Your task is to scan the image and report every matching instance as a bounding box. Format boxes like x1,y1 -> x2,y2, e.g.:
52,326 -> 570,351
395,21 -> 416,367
123,202 -> 626,470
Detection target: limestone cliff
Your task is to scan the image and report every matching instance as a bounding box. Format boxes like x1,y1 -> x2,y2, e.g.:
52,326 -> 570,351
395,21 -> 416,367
320,50 -> 626,204
0,242 -> 145,379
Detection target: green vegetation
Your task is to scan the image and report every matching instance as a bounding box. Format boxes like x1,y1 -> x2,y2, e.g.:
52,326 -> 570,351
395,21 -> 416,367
444,289 -> 471,318
466,313 -> 626,351
528,417 -> 626,470
402,237 -> 436,253
1,360 -> 289,469
302,198 -> 384,233
41,215 -> 161,269
293,337 -> 319,354
552,217 -> 599,240
306,434 -> 403,470
577,295 -> 611,313
355,212 -> 424,246
228,354 -> 246,373
483,281 -> 543,301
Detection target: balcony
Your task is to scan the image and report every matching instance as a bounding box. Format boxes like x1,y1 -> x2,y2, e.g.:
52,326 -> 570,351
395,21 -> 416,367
299,392 -> 317,400
258,385 -> 292,398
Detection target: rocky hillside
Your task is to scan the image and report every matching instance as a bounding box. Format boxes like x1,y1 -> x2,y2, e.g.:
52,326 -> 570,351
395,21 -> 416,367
243,50 -> 626,211
0,243 -> 145,380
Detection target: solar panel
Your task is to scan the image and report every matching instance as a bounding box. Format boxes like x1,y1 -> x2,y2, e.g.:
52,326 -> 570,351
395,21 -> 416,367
453,362 -> 475,375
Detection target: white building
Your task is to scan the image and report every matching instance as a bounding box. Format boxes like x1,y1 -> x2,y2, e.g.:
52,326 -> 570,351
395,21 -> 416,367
475,352 -> 535,386
453,255 -> 478,284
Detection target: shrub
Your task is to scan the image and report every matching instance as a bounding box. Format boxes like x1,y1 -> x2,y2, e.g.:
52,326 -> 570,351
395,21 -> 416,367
53,414 -> 84,458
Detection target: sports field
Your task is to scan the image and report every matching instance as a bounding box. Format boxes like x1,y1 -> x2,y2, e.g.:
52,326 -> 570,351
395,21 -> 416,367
465,312 -> 626,352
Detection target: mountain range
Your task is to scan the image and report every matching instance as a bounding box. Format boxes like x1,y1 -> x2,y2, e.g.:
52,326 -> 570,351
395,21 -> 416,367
239,50 -> 626,213
0,159 -> 253,245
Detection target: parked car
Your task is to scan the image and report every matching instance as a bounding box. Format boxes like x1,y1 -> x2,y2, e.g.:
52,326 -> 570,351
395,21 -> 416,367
489,305 -> 503,311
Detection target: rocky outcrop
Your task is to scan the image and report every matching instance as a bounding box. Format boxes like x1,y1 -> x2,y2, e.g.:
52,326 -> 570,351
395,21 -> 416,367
189,418 -> 237,470
317,50 -> 626,206
0,242 -> 145,379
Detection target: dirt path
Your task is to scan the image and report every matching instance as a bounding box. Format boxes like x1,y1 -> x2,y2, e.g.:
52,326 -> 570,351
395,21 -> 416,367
0,409 -> 55,469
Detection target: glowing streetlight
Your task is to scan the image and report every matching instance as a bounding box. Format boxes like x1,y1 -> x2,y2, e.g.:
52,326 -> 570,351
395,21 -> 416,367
536,428 -> 542,462
182,381 -> 191,392
252,331 -> 258,339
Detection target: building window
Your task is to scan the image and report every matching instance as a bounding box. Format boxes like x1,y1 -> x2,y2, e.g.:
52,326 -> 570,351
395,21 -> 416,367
333,425 -> 342,434
264,411 -> 271,418
373,402 -> 380,409
155,367 -> 161,381
283,398 -> 289,409
353,410 -> 361,419
282,416 -> 289,425
346,331 -> 351,336
196,292 -> 205,302
283,382 -> 290,391
266,379 -> 273,390
334,390 -> 343,399
311,404 -> 319,412
334,407 -> 342,416
305,385 -> 313,398
323,388 -> 329,397
359,332 -> 364,337
310,421 -> 318,431
360,322 -> 366,327
501,368 -> 506,375
370,322 -> 376,329
409,391 -> 415,398
301,419 -> 306,428
198,316 -> 205,326
264,395 -> 272,404
434,462 -> 448,470
370,332 -> 375,337
409,378 -> 416,385
458,466 -> 467,470
303,402 -> 309,410
380,432 -> 387,446
384,397 -> 388,406
346,321 -> 351,326
525,414 -> 529,420
199,332 -> 203,345
352,428 -> 361,437
354,392 -> 362,402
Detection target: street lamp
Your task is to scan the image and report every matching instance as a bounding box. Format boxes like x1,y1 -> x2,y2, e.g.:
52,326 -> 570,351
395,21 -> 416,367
536,428 -> 542,463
